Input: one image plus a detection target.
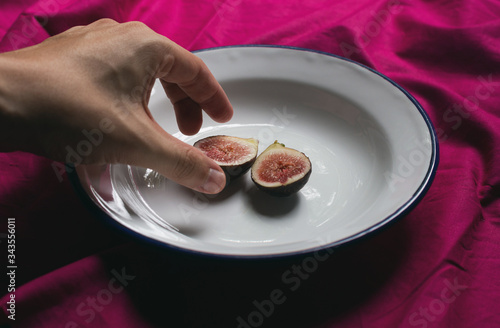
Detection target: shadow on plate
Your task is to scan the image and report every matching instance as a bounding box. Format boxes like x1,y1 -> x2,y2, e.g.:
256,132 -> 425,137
245,186 -> 299,218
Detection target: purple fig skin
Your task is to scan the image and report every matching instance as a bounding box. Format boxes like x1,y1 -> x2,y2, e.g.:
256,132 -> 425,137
193,135 -> 259,181
251,141 -> 312,197
221,157 -> 257,180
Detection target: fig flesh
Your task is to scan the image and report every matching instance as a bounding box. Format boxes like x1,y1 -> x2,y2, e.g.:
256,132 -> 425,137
251,141 -> 312,197
194,135 -> 259,180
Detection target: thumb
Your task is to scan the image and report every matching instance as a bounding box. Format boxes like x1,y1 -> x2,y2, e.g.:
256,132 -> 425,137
128,130 -> 227,194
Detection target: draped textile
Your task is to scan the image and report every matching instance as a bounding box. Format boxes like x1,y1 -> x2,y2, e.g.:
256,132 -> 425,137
1,0 -> 499,327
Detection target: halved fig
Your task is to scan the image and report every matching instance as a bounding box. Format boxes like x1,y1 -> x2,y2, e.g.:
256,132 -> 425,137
194,135 -> 259,180
251,141 -> 312,197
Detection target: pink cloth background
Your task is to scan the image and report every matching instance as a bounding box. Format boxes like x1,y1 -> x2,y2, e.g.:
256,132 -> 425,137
1,0 -> 500,327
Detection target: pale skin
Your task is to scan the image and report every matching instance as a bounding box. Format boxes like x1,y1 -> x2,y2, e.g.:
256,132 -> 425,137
0,19 -> 233,194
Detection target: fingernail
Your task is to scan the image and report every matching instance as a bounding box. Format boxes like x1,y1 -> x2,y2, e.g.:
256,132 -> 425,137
199,168 -> 226,194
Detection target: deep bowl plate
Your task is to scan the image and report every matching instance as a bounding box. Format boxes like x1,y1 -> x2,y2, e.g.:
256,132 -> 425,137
72,46 -> 438,258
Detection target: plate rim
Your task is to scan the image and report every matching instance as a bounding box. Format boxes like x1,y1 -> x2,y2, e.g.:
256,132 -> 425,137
67,45 -> 439,259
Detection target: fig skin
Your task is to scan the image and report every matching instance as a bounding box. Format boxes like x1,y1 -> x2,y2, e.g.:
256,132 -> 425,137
223,158 -> 256,180
251,141 -> 312,197
193,135 -> 259,181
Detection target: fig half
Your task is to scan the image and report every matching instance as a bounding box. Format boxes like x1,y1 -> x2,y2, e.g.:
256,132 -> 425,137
251,141 -> 312,197
194,135 -> 259,180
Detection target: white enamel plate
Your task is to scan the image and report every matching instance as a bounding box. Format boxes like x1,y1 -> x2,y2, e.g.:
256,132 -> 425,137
72,46 -> 438,258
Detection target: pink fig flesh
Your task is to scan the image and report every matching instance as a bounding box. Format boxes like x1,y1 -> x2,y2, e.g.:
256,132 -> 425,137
194,135 -> 259,180
251,141 -> 312,197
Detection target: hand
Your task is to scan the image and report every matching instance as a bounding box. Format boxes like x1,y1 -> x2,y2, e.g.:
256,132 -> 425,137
0,19 -> 233,194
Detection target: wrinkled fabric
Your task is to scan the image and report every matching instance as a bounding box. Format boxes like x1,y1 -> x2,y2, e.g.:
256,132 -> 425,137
1,0 -> 499,327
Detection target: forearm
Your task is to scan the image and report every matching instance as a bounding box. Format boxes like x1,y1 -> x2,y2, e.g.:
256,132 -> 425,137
0,53 -> 29,153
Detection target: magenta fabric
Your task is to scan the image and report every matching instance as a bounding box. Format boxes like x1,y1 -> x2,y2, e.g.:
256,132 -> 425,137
1,0 -> 500,327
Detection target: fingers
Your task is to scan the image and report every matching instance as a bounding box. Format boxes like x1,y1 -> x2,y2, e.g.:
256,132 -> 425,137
171,97 -> 204,136
160,80 -> 203,135
150,40 -> 232,191
128,128 -> 227,194
164,141 -> 227,194
157,43 -> 233,127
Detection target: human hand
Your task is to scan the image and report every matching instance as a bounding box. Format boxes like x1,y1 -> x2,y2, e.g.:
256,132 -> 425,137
0,19 -> 233,194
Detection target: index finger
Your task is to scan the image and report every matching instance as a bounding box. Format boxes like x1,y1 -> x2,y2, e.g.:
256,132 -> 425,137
156,41 -> 233,123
